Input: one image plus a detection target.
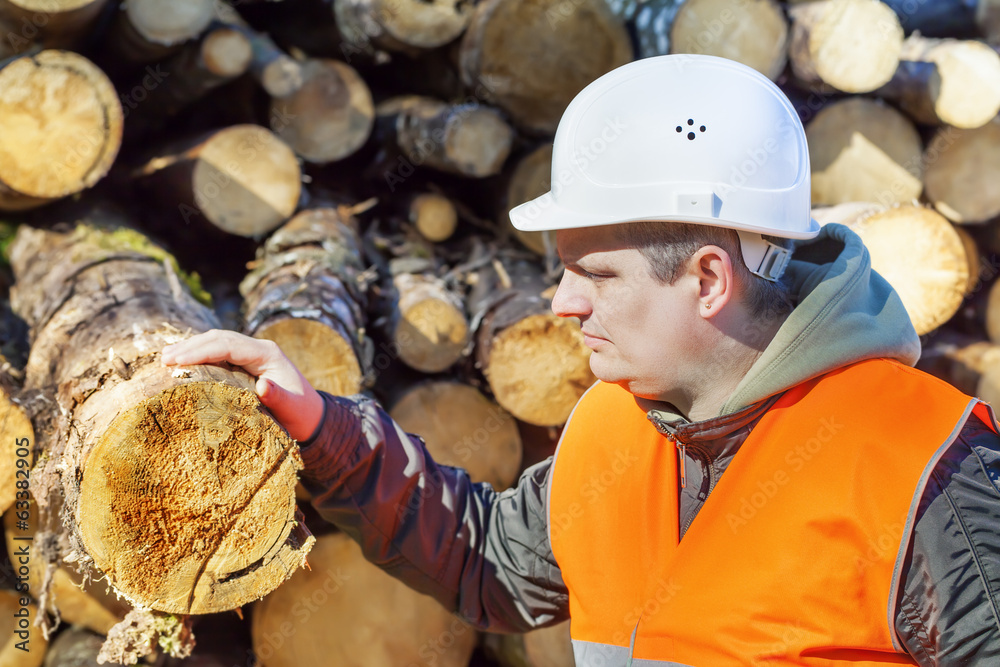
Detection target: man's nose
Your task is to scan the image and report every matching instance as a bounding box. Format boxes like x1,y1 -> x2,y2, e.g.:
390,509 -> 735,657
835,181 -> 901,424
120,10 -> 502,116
550,270 -> 591,320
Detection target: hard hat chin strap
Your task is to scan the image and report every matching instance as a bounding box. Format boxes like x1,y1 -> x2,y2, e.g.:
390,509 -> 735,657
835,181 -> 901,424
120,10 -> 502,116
736,231 -> 791,282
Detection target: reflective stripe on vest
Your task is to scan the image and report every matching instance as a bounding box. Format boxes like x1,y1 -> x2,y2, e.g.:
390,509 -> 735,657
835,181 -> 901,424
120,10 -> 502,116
549,359 -> 994,666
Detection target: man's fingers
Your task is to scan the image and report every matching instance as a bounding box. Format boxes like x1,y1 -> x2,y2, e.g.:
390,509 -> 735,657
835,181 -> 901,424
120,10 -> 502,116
161,330 -> 276,375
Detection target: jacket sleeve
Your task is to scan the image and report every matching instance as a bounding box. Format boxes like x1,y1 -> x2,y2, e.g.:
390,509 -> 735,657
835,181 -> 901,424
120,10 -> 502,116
895,410 -> 1000,666
295,390 -> 569,633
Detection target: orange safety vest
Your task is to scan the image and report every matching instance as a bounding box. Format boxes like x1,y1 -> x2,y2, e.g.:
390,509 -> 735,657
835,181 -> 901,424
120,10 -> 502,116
549,359 -> 996,666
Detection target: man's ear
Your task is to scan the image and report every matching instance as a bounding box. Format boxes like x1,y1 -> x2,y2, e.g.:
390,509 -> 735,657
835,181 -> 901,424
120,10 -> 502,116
691,245 -> 735,318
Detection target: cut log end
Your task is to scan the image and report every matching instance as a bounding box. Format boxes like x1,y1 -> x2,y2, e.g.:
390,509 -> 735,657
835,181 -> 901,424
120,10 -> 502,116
201,27 -> 253,77
396,297 -> 469,373
791,0 -> 902,92
126,0 -> 215,45
443,107 -> 512,176
256,318 -> 363,397
828,205 -> 968,335
923,119 -> 1000,225
459,0 -> 632,133
486,314 -> 596,426
807,97 -> 923,206
389,382 -> 522,490
926,41 -> 1000,129
0,50 -> 122,208
670,0 -> 788,81
380,0 -> 473,48
504,144 -> 556,255
252,533 -> 477,667
410,193 -> 458,242
77,381 -> 310,615
270,59 -> 374,164
261,56 -> 304,98
192,124 -> 302,236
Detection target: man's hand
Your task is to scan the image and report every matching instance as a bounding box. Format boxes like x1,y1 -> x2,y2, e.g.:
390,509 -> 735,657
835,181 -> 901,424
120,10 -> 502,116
161,329 -> 324,442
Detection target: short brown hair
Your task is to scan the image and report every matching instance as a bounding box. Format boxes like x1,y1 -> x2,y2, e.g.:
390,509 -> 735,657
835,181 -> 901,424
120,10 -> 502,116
613,221 -> 793,321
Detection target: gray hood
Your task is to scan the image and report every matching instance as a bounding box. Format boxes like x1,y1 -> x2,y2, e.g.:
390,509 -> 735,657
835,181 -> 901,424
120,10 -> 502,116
719,222 -> 921,416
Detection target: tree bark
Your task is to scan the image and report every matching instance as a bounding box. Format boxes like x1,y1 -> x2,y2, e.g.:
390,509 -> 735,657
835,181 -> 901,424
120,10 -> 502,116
7,224 -> 313,617
240,207 -> 373,397
806,96 -> 923,206
670,0 -> 788,81
458,0 -> 632,134
0,50 -> 122,211
133,124 -> 302,238
812,203 -> 969,335
789,0 -> 903,93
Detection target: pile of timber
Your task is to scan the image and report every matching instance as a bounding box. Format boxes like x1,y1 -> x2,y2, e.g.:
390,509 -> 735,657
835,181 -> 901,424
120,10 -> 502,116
2,0 -> 1000,665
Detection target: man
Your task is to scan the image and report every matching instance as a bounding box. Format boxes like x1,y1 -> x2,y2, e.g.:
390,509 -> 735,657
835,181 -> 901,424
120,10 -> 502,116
162,56 -> 1000,665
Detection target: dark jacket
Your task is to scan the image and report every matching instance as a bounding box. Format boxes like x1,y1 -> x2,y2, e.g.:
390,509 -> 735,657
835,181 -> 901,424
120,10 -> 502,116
298,224 -> 1000,665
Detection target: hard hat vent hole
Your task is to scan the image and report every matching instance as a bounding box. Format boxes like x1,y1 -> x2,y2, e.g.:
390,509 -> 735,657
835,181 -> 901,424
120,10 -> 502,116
687,119 -> 694,125
687,132 -> 695,140
675,126 -> 682,133
700,125 -> 706,132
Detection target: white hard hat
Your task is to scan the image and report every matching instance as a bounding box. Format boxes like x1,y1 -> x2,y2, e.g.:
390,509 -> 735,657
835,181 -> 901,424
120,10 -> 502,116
509,54 -> 820,282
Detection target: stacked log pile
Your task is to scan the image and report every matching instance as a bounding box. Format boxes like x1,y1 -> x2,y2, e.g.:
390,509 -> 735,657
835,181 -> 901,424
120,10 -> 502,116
0,0 -> 999,664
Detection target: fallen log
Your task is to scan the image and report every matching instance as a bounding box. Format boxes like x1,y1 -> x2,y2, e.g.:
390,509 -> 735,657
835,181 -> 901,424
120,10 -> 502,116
0,0 -> 109,56
107,0 -> 215,63
133,124 -> 302,237
922,117 -> 1000,224
7,224 -> 313,618
408,192 -> 458,243
0,356 -> 26,517
240,207 -> 373,397
788,0 -> 903,93
806,96 -> 923,206
670,0 -> 788,80
388,380 -> 522,491
376,96 -> 514,178
813,203 -> 968,335
385,268 -> 470,374
0,590 -> 46,667
879,0 -> 1000,40
333,0 -> 473,53
0,50 -> 122,211
3,500 -> 126,636
458,0 -> 632,134
501,144 -> 556,257
468,250 -> 596,426
877,36 -> 1000,128
269,58 -> 374,164
252,532 -> 478,667
142,24 -> 253,117
211,2 -> 303,98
